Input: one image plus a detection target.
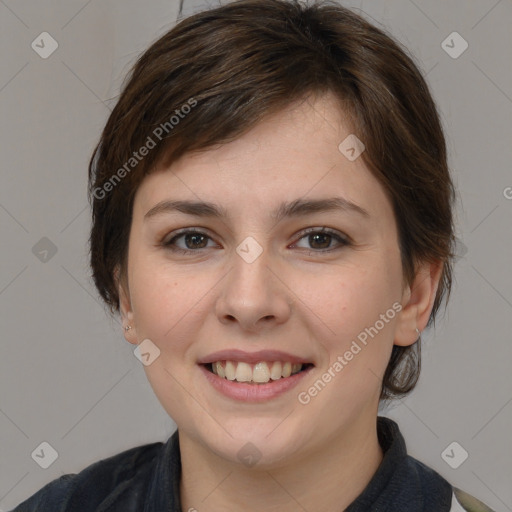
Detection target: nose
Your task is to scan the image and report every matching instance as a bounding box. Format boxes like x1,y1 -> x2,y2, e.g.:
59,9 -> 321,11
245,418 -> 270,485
215,242 -> 292,333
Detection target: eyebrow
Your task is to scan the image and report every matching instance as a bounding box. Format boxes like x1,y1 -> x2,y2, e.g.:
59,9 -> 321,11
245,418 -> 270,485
144,196 -> 370,223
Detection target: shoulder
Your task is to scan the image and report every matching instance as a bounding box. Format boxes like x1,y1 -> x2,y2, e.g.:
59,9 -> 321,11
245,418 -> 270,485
407,456 -> 494,512
10,441 -> 164,512
401,456 -> 495,511
369,418 -> 496,512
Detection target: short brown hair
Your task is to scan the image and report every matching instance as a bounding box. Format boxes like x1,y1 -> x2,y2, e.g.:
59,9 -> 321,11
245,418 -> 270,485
88,0 -> 456,401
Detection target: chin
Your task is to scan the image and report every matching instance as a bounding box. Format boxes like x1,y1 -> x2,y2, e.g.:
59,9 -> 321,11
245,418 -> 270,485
200,420 -> 312,470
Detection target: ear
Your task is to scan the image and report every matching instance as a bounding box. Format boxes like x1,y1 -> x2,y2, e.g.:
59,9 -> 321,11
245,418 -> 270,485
115,265 -> 138,346
394,259 -> 443,347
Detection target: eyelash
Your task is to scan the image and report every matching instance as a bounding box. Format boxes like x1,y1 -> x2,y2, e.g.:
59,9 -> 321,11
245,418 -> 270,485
161,227 -> 350,256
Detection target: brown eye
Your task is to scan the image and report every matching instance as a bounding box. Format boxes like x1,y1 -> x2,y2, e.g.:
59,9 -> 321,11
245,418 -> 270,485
163,229 -> 216,254
293,228 -> 350,253
308,232 -> 332,249
182,233 -> 209,249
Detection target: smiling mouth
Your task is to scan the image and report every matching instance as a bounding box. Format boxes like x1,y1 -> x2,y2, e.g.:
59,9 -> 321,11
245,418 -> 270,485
202,361 -> 315,384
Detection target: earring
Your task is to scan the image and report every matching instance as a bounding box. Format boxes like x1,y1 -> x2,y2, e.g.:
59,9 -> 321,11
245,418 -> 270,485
124,325 -> 132,331
415,327 -> 420,341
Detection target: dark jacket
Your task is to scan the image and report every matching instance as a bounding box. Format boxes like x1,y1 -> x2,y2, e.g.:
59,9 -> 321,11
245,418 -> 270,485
10,417 -> 495,511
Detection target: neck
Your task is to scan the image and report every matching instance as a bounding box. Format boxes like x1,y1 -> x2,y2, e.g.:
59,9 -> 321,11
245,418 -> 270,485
179,414 -> 383,512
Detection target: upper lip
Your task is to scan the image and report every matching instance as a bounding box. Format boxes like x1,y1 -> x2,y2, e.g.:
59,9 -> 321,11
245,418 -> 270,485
197,349 -> 314,365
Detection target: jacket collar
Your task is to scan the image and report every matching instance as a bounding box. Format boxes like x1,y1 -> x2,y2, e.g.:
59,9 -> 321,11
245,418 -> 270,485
146,416 -> 452,511
346,417 -> 452,511
146,427 -> 182,512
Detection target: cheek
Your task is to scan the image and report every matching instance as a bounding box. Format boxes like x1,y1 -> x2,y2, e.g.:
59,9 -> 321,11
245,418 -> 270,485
303,266 -> 398,383
301,265 -> 391,330
312,270 -> 397,399
130,260 -> 183,334
130,260 -> 214,349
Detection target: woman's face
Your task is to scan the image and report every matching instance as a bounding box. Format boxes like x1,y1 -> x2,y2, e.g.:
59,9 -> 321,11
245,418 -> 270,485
119,92 -> 435,468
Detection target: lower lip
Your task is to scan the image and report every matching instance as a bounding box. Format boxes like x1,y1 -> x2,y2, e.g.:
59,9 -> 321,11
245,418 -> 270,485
199,364 -> 314,403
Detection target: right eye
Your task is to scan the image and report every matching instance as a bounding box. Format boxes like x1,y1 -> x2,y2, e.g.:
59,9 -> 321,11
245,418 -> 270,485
162,229 -> 218,254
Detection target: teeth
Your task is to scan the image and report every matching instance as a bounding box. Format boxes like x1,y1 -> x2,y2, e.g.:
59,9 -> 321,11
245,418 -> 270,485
214,361 -> 225,378
282,362 -> 292,378
253,362 -> 270,383
235,362 -> 253,382
270,361 -> 282,380
210,361 -> 305,383
225,360 -> 236,381
292,363 -> 302,374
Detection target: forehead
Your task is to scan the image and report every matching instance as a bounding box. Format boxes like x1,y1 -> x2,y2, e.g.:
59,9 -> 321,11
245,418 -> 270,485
133,92 -> 393,226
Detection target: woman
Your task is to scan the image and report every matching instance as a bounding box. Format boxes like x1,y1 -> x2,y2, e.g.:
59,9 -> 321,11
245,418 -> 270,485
11,0 -> 496,510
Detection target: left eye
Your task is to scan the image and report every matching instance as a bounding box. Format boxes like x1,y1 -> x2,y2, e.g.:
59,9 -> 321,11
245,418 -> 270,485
292,228 -> 349,252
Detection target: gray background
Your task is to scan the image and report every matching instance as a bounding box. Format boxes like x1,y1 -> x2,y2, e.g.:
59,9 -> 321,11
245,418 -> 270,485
1,0 -> 511,510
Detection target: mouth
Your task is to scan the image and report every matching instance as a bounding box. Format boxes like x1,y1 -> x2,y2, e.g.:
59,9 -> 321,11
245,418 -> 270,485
201,361 -> 315,385
197,349 -> 316,401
